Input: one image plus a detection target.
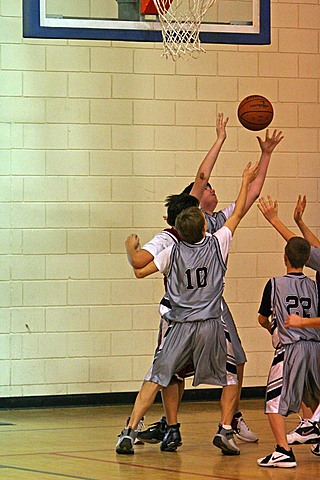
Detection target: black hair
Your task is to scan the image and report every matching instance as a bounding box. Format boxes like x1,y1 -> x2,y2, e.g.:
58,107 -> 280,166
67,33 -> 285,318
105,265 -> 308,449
285,237 -> 310,268
165,193 -> 199,227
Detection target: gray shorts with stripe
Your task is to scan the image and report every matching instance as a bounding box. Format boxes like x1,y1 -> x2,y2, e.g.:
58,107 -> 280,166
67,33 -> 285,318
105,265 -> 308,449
265,340 -> 320,415
147,317 -> 238,388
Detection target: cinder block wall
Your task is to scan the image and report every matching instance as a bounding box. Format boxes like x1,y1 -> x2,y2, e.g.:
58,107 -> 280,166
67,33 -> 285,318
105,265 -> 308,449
0,0 -> 319,398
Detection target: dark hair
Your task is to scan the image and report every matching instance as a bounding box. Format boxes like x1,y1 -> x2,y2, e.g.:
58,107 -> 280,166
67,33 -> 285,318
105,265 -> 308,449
165,193 -> 199,227
181,181 -> 212,195
175,206 -> 205,244
285,237 -> 310,268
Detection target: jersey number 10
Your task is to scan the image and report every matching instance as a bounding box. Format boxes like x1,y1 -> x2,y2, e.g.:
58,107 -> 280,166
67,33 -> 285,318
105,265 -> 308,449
185,268 -> 208,290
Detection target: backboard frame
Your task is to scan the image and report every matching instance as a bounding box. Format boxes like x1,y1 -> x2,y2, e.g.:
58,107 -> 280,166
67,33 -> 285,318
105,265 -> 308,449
23,0 -> 270,45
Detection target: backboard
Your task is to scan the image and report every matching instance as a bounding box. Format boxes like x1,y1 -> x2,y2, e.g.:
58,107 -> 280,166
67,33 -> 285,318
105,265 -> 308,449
23,0 -> 270,45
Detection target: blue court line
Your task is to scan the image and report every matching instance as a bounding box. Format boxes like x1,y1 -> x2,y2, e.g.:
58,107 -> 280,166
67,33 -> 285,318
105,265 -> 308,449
0,464 -> 96,480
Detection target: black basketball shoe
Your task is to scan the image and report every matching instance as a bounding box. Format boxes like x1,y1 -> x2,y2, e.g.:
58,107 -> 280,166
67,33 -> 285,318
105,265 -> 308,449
160,423 -> 182,452
137,416 -> 167,444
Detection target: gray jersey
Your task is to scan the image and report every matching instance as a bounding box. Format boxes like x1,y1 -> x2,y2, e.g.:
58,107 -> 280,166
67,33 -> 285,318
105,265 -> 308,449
164,233 -> 228,323
205,203 -> 235,234
270,274 -> 320,347
307,246 -> 320,272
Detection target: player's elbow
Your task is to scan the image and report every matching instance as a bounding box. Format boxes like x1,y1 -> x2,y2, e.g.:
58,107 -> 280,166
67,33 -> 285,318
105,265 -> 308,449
258,314 -> 268,327
131,258 -> 143,269
131,255 -> 150,269
133,268 -> 145,279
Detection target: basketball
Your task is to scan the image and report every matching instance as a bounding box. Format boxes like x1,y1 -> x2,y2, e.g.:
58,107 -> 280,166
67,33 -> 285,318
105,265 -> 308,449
237,95 -> 273,131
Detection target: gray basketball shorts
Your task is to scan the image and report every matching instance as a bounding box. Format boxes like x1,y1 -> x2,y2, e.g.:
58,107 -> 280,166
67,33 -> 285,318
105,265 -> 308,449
148,317 -> 238,388
221,297 -> 247,365
156,295 -> 246,367
144,316 -> 168,382
265,341 -> 320,415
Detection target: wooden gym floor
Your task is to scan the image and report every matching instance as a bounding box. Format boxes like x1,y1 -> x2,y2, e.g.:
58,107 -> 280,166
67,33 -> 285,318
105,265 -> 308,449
0,398 -> 318,479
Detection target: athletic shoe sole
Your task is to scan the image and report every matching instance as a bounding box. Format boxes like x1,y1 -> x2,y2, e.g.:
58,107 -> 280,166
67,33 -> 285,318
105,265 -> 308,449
213,435 -> 240,455
257,460 -> 296,468
311,444 -> 320,456
160,440 -> 182,452
116,438 -> 134,455
137,436 -> 162,444
289,435 -> 320,445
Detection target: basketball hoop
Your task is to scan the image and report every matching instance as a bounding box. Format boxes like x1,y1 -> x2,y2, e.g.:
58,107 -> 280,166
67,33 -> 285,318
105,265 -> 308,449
151,0 -> 217,61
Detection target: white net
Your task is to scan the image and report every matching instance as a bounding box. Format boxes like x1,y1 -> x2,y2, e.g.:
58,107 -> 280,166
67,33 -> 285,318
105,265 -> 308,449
152,0 -> 217,60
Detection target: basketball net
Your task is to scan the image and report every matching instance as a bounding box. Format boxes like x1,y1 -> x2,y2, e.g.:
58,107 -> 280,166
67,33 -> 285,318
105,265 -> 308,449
152,0 -> 217,61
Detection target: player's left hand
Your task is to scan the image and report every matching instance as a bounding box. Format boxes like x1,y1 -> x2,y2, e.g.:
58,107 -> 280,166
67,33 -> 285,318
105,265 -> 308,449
242,161 -> 259,185
257,195 -> 279,222
285,314 -> 303,329
125,234 -> 141,251
216,112 -> 229,142
293,195 -> 306,224
257,129 -> 284,154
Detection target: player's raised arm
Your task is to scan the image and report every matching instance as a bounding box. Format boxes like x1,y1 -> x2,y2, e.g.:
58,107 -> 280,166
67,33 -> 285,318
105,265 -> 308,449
190,113 -> 228,201
258,196 -> 296,242
294,195 -> 320,247
243,129 -> 283,214
224,161 -> 259,235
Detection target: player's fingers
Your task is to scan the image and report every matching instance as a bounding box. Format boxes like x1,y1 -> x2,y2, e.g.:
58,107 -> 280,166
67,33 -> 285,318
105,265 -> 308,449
258,197 -> 267,208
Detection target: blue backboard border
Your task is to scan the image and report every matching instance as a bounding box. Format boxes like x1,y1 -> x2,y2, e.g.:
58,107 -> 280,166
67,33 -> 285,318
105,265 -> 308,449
23,0 -> 270,45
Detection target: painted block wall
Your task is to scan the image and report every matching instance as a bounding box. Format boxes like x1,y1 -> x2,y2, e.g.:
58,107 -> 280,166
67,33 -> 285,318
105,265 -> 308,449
0,0 -> 319,397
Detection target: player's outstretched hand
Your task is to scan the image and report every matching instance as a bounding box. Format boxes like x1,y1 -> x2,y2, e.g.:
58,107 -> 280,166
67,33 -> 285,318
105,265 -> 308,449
257,129 -> 284,154
242,161 -> 259,185
125,234 -> 141,252
258,195 -> 278,222
216,112 -> 229,142
293,195 -> 306,225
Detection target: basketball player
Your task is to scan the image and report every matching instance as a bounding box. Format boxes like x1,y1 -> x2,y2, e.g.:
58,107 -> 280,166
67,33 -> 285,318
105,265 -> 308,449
257,236 -> 320,468
258,194 -> 320,457
130,126 -> 283,448
126,112 -> 231,446
116,161 -> 259,456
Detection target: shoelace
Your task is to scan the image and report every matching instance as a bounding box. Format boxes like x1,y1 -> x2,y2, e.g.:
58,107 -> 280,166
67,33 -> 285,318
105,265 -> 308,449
137,418 -> 145,432
238,417 -> 251,432
287,415 -> 307,435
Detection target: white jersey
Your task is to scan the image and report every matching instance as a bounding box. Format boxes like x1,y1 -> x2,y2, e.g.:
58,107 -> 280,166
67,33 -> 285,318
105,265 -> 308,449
142,229 -> 180,258
142,203 -> 235,257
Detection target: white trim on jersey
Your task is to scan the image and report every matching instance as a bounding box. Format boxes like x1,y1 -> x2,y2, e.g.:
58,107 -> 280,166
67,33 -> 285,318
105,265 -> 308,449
142,230 -> 179,258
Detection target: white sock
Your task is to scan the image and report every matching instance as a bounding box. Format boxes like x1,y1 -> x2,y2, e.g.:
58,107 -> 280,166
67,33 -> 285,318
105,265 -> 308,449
222,424 -> 232,430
